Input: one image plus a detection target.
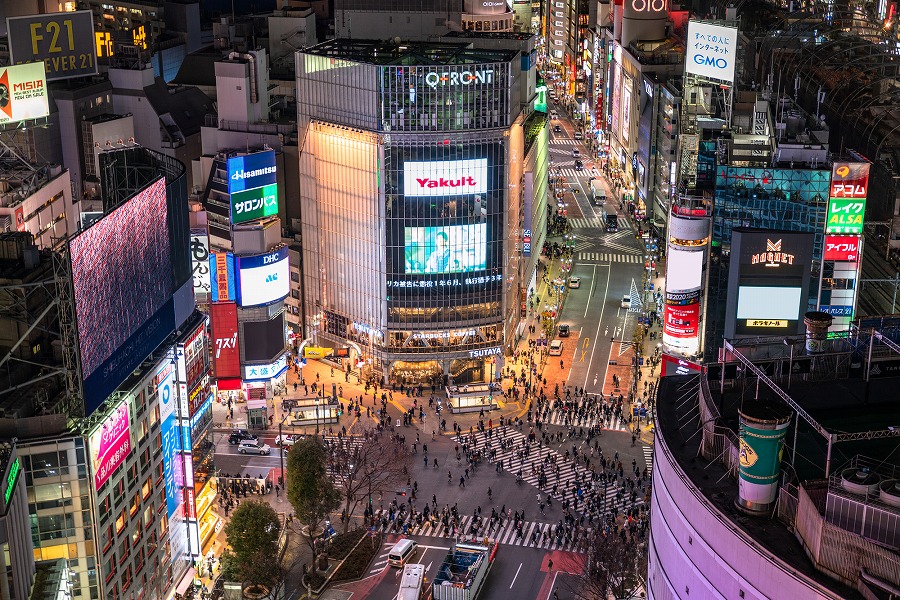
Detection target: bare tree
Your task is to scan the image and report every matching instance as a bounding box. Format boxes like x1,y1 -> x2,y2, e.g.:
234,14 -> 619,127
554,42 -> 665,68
324,423 -> 413,533
561,528 -> 647,600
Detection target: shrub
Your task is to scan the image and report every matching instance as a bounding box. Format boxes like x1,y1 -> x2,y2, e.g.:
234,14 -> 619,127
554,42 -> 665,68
331,532 -> 382,582
326,529 -> 365,560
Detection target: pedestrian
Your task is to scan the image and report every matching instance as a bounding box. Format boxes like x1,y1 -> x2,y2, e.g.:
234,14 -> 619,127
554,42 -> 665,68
548,558 -> 554,571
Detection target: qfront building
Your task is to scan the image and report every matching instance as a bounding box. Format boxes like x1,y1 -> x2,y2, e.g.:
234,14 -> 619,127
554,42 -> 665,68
296,39 -> 547,385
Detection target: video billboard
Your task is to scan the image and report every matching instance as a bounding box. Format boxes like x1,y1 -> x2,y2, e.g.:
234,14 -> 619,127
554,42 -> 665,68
230,183 -> 278,224
685,21 -> 738,84
236,247 -> 290,307
7,11 -> 98,80
403,159 -> 488,197
210,252 -> 236,302
404,224 -> 487,274
210,302 -> 240,378
0,62 -> 50,125
89,401 -> 131,489
666,248 -> 704,291
227,150 -> 277,194
156,363 -> 182,519
736,286 -> 803,321
70,177 -> 175,413
663,303 -> 700,339
242,313 -> 286,362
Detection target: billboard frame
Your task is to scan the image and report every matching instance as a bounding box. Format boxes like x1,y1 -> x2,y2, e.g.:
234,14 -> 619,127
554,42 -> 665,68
7,11 -> 98,81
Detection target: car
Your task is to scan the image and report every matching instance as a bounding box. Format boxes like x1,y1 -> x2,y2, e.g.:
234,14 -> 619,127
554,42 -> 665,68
569,277 -> 581,289
275,434 -> 302,446
550,110 -> 559,119
228,430 -> 257,445
573,131 -> 584,140
572,148 -> 581,158
558,324 -> 571,337
238,440 -> 271,455
548,340 -> 563,356
553,124 -> 562,133
574,160 -> 584,171
621,294 -> 632,309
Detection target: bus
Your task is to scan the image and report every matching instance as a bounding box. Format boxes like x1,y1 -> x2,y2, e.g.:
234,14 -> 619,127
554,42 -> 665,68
399,563 -> 425,600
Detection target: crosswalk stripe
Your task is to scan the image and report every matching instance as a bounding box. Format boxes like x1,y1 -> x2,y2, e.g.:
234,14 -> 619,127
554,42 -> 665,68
643,444 -> 654,476
576,252 -> 644,264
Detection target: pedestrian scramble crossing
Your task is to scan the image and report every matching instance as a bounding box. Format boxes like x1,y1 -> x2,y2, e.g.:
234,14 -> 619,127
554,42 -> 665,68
539,405 -> 630,430
550,138 -> 581,145
553,168 -> 601,179
567,217 -> 634,231
577,252 -> 644,264
643,443 -> 654,477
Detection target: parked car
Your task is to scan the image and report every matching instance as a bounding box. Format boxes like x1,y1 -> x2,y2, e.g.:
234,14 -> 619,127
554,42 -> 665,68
549,340 -> 564,356
229,430 -> 257,445
558,324 -> 571,337
569,277 -> 581,289
238,440 -> 271,455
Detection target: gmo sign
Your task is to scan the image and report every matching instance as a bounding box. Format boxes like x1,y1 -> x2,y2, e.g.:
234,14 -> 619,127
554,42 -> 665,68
685,20 -> 738,84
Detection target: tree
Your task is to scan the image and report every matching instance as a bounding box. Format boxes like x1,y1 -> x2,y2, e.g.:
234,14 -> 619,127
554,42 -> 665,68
325,424 -> 413,533
220,501 -> 282,592
287,436 -> 341,558
562,528 -> 647,600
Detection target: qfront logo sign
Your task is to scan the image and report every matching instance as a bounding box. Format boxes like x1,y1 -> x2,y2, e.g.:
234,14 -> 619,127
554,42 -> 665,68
404,159 -> 488,197
750,239 -> 795,267
423,69 -> 494,89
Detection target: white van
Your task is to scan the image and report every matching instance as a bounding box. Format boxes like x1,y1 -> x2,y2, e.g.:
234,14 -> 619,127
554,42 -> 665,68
548,340 -> 563,356
388,539 -> 418,567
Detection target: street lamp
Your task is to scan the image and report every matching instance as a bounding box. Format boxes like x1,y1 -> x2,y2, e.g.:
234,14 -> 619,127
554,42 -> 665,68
278,415 -> 287,492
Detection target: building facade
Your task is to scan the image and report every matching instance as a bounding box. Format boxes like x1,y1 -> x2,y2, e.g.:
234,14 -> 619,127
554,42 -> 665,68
297,39 -> 545,385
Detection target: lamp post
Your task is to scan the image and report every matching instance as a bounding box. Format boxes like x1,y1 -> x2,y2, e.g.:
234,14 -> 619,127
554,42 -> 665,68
278,415 -> 287,492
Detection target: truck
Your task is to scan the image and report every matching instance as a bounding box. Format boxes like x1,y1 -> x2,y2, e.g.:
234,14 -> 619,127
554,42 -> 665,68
432,541 -> 498,600
398,563 -> 425,600
590,179 -> 605,202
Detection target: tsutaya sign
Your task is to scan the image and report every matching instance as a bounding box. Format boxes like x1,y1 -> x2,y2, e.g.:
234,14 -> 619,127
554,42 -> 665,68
424,69 -> 495,88
750,239 -> 795,267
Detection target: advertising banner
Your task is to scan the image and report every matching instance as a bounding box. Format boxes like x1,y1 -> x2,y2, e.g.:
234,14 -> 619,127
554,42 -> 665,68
738,422 -> 788,486
156,363 -> 182,519
230,183 -> 278,225
0,62 -> 50,125
523,171 -> 533,257
190,229 -> 210,299
404,224 -> 487,274
403,159 -> 488,197
14,206 -> 24,232
236,246 -> 290,307
663,303 -> 700,338
826,197 -> 866,234
685,21 -> 738,83
210,303 -> 240,379
824,235 -> 860,262
660,354 -> 704,377
665,248 -> 704,292
736,286 -> 802,320
227,150 -> 277,194
242,352 -> 289,381
830,162 -> 870,198
209,252 -> 236,302
90,402 -> 131,489
7,11 -> 98,81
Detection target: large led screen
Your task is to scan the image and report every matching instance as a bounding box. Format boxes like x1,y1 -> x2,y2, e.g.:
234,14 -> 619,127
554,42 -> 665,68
403,159 -> 488,197
404,224 -> 487,274
242,313 -> 286,362
736,286 -> 802,320
666,248 -> 704,292
89,401 -> 131,489
70,177 -> 175,413
236,246 -> 290,307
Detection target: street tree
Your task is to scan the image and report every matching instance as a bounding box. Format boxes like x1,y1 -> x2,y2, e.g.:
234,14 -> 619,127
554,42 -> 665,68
325,424 -> 413,533
562,528 -> 647,600
219,501 -> 283,593
287,436 -> 341,558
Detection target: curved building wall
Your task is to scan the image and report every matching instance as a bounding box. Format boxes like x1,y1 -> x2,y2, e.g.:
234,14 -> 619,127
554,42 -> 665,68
648,426 -> 846,600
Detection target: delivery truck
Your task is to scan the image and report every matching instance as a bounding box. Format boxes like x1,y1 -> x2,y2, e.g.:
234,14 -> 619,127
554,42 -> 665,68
432,542 -> 498,600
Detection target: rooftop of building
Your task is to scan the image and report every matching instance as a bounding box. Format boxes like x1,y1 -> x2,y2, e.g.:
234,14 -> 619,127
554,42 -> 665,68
443,31 -> 535,41
171,47 -> 222,87
301,38 -> 519,66
142,77 -> 213,138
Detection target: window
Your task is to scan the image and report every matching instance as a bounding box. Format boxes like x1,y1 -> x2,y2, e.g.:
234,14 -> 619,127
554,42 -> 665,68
115,508 -> 127,535
129,492 -> 140,517
141,477 -> 152,500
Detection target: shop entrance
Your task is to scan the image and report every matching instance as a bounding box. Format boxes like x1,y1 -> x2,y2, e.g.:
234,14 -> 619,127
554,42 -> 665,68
391,360 -> 443,386
450,358 -> 486,384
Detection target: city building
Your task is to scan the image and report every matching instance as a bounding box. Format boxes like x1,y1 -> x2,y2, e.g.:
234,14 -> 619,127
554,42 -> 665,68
296,38 -> 546,385
649,329 -> 900,599
0,441 -> 33,600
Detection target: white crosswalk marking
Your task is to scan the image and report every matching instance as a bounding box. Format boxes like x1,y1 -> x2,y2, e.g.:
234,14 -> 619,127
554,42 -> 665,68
577,252 -> 644,264
643,444 -> 654,477
550,138 -> 578,145
397,514 -> 588,551
567,217 -> 604,230
539,406 -> 630,430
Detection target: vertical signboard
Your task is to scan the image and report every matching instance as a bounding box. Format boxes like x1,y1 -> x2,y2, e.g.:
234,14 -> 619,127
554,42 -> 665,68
210,303 -> 241,378
190,228 -> 210,301
209,252 -> 236,302
89,402 -> 131,489
7,11 -> 98,81
155,360 -> 185,572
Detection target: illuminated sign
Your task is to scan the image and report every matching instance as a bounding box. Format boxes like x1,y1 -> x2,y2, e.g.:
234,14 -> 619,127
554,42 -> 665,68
242,353 -> 289,381
89,402 -> 131,489
7,11 -> 98,80
227,150 -> 277,194
468,347 -> 502,358
209,252 -> 235,302
830,162 -> 870,198
190,229 -> 210,297
157,363 -> 181,519
303,347 -> 334,359
749,239 -> 795,267
403,159 -> 489,197
826,198 -> 866,234
663,303 -> 700,338
236,247 -> 290,307
0,62 -> 50,125
230,183 -> 278,224
210,303 -> 240,379
685,21 -> 738,84
746,320 -> 788,328
423,69 -> 494,89
132,25 -> 147,50
95,31 -> 113,59
819,305 -> 853,317
824,235 -> 860,261
3,457 -> 20,506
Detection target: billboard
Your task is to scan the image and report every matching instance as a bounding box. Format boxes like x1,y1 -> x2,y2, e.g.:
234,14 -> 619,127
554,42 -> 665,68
0,62 -> 50,125
210,303 -> 240,378
830,162 -> 870,198
70,177 -> 175,413
663,303 -> 700,339
156,363 -> 182,519
190,229 -> 210,299
227,150 -> 277,194
666,249 -> 704,291
242,352 -> 289,381
736,286 -> 802,321
403,159 -> 488,197
685,21 -> 738,84
209,252 -> 236,302
826,197 -> 866,234
7,11 -> 98,81
464,0 -> 509,14
236,247 -> 290,307
404,224 -> 487,274
230,183 -> 278,225
89,401 -> 131,489
824,235 -> 861,261
242,313 -> 286,362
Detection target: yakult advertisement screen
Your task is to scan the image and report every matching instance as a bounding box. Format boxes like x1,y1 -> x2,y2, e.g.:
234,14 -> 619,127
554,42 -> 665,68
403,159 -> 488,197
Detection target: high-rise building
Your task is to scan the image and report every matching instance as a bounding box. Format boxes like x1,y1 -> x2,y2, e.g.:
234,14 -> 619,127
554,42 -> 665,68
296,38 -> 547,385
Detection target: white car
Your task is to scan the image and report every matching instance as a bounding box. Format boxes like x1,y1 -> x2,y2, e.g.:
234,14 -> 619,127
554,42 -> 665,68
569,277 -> 581,289
238,440 -> 271,455
548,340 -> 563,356
572,148 -> 581,158
275,434 -> 301,446
621,294 -> 632,309
573,131 -> 584,140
